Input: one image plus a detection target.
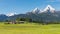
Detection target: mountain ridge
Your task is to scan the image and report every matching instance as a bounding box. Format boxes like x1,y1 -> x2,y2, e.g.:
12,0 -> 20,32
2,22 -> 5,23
0,5 -> 60,22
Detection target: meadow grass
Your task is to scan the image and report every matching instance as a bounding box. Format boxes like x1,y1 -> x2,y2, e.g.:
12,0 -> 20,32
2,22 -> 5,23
0,22 -> 60,34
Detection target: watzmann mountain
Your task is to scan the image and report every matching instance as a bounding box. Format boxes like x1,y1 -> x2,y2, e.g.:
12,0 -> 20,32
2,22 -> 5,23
26,5 -> 60,22
0,5 -> 60,23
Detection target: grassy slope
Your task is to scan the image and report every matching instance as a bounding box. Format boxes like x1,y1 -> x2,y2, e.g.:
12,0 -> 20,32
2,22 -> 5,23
0,22 -> 60,34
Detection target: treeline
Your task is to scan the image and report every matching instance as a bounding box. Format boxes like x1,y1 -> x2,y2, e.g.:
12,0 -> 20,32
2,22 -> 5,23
16,17 -> 60,24
4,17 -> 60,24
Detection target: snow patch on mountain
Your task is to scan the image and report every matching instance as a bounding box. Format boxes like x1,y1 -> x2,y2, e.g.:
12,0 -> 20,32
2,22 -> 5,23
6,13 -> 16,16
32,8 -> 40,14
43,5 -> 55,13
31,5 -> 56,14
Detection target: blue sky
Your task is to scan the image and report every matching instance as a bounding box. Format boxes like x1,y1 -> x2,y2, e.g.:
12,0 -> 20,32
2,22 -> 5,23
0,0 -> 60,14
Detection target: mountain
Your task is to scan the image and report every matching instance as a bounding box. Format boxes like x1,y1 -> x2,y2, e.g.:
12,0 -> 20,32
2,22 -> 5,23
6,13 -> 16,17
43,5 -> 55,13
31,8 -> 41,14
0,5 -> 60,23
26,5 -> 60,22
28,5 -> 56,14
0,14 -> 8,21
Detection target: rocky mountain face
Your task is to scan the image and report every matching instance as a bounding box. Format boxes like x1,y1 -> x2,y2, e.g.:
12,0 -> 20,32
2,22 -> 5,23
26,5 -> 60,22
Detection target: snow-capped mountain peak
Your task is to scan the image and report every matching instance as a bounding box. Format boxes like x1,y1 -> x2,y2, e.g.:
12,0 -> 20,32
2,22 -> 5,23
6,13 -> 16,17
33,8 -> 38,11
32,8 -> 40,14
43,5 -> 55,13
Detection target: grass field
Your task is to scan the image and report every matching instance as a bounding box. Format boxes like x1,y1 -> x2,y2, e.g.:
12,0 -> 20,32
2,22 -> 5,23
0,22 -> 60,34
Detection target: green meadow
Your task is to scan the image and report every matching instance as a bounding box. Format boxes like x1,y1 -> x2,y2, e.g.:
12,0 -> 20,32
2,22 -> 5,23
0,22 -> 60,34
